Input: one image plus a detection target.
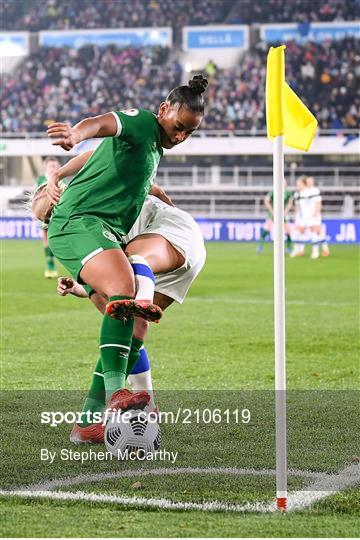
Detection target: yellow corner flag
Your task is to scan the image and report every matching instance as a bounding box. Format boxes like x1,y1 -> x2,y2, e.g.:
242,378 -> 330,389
266,45 -> 318,151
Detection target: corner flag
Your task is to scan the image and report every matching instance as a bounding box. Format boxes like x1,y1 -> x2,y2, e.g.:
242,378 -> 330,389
265,45 -> 317,512
266,45 -> 318,151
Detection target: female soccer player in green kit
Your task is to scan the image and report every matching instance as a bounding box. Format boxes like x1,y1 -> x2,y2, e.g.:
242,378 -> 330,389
34,157 -> 60,278
45,75 -> 208,441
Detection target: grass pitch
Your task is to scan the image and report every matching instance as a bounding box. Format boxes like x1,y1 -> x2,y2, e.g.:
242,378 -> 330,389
1,240 -> 359,537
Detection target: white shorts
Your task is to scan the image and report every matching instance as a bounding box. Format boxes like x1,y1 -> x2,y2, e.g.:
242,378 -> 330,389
125,196 -> 206,303
295,216 -> 321,228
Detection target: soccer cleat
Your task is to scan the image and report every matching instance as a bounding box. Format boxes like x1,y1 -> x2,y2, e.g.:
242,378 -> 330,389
322,248 -> 330,257
106,299 -> 162,323
70,422 -> 104,444
310,253 -> 320,259
107,388 -> 151,412
289,251 -> 305,258
105,299 -> 135,321
257,245 -> 263,254
44,269 -> 58,279
132,300 -> 162,323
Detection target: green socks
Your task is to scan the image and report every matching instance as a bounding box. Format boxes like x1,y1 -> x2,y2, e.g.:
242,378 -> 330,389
44,246 -> 55,270
100,295 -> 134,401
259,228 -> 270,246
79,357 -> 105,427
286,233 -> 292,250
126,337 -> 144,377
79,336 -> 144,427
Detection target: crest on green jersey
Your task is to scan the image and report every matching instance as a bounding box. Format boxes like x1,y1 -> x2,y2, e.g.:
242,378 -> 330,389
121,108 -> 139,116
103,229 -> 117,242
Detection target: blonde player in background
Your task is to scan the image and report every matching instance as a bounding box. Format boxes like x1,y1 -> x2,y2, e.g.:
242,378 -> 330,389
305,176 -> 330,258
34,157 -> 61,277
291,175 -> 329,259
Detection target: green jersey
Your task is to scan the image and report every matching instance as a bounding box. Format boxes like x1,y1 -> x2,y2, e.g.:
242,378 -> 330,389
36,174 -> 47,187
50,109 -> 163,237
267,189 -> 293,208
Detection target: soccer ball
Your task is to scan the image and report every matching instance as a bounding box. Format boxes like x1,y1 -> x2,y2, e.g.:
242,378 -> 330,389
104,408 -> 161,459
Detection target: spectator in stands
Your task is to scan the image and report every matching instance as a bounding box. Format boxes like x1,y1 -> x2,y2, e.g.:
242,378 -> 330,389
228,0 -> 359,24
1,34 -> 358,134
2,0 -> 232,33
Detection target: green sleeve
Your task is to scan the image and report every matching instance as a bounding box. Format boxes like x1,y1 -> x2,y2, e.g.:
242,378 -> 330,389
36,175 -> 47,187
113,109 -> 156,145
284,190 -> 293,204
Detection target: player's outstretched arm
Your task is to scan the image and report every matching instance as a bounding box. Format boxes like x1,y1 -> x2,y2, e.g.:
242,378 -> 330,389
47,113 -> 119,151
46,151 -> 94,205
150,183 -> 175,207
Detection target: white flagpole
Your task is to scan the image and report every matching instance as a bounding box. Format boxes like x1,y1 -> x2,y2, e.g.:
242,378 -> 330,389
273,135 -> 287,511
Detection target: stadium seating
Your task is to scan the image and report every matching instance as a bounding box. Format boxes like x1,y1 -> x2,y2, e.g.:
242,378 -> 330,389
1,35 -> 358,133
227,0 -> 359,23
2,0 -> 233,32
200,36 -> 359,132
3,0 -> 358,31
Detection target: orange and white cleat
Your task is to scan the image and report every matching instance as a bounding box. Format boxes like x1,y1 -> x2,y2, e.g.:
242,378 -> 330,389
107,388 -> 151,412
106,299 -> 162,323
322,248 -> 330,257
132,300 -> 163,323
290,251 -> 305,258
70,422 -> 104,444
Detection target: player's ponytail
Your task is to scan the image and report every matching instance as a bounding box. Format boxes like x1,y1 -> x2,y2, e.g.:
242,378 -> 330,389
166,75 -> 208,113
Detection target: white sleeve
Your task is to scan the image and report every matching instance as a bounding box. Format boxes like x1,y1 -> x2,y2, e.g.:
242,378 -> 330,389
110,111 -> 122,137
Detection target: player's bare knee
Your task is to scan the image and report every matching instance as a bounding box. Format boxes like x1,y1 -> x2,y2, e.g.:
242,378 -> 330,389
105,277 -> 135,298
90,293 -> 107,315
133,317 -> 149,340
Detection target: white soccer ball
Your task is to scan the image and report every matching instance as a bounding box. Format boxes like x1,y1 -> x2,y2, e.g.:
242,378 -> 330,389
104,408 -> 161,459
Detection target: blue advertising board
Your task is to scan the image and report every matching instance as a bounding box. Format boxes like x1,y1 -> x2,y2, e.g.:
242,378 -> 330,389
1,218 -> 358,244
184,25 -> 248,49
39,28 -> 172,48
0,32 -> 29,55
260,22 -> 359,44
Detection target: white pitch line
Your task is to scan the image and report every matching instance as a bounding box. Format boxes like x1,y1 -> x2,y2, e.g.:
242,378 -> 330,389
23,466 -> 322,492
0,489 -> 273,514
1,465 -> 359,514
286,463 -> 360,512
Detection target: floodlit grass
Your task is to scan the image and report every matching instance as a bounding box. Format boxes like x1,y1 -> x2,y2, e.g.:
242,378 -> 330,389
1,241 -> 359,537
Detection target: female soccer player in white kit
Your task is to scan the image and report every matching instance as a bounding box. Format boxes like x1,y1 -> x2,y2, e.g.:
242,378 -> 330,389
291,175 -> 329,258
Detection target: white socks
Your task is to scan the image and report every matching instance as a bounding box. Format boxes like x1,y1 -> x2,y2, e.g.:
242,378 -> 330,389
128,255 -> 156,302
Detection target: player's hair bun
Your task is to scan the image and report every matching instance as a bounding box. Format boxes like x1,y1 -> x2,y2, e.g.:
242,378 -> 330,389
188,75 -> 208,95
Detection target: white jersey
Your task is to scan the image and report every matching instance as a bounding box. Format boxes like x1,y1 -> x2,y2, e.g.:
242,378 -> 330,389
294,187 -> 322,226
125,196 -> 206,303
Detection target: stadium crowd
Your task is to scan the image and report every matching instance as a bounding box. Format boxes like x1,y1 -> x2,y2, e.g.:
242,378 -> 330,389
2,0 -> 232,32
1,35 -> 358,134
3,0 -> 358,31
201,36 -> 359,132
228,0 -> 359,24
1,44 -> 176,132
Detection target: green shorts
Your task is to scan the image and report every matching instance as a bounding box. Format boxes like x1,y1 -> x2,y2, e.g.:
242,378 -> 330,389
48,216 -> 125,282
267,213 -> 290,223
